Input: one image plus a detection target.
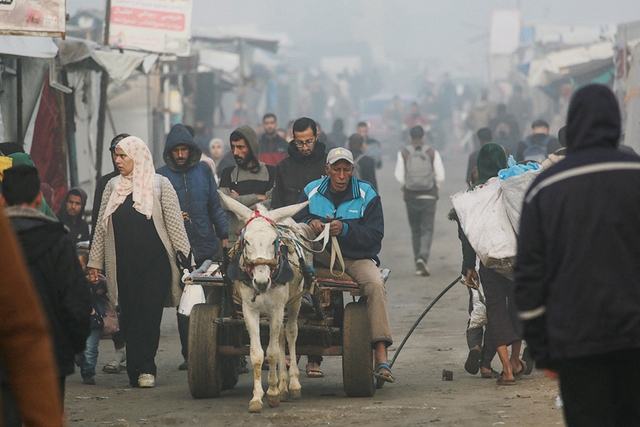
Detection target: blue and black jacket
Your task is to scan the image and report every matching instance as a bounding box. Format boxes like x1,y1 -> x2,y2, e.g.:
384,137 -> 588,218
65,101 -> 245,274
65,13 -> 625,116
294,176 -> 384,265
157,124 -> 229,263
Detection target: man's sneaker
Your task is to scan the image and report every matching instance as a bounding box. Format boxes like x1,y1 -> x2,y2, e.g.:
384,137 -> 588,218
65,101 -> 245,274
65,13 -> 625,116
138,373 -> 155,388
416,259 -> 430,276
178,358 -> 188,371
81,371 -> 95,385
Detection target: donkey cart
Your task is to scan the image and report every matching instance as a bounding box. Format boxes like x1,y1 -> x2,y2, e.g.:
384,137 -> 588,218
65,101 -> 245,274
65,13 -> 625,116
186,265 -> 390,399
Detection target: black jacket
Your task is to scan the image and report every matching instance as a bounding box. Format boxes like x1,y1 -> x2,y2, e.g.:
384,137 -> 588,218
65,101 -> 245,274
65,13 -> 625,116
57,187 -> 90,246
272,141 -> 327,209
515,84 -> 640,368
6,207 -> 92,376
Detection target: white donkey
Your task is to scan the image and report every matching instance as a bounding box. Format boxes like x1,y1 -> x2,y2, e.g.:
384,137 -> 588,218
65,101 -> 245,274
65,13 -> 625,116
219,192 -> 310,413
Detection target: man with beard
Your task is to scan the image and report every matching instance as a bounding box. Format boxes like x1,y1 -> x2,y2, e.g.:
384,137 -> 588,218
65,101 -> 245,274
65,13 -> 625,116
57,187 -> 90,246
272,117 -> 327,209
258,113 -> 289,166
157,124 -> 229,371
271,116 -> 327,378
219,125 -> 276,244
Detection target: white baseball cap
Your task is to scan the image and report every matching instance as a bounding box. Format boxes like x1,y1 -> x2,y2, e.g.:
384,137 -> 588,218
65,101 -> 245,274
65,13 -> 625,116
326,148 -> 354,165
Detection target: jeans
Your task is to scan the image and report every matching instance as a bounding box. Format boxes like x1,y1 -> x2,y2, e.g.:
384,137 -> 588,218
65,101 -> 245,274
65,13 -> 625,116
75,328 -> 101,375
405,198 -> 437,264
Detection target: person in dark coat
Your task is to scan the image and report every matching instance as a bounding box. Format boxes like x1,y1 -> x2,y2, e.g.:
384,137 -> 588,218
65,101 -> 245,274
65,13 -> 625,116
272,117 -> 327,209
258,113 -> 289,166
57,187 -> 90,246
515,84 -> 640,426
515,120 -> 561,162
348,133 -> 377,192
271,116 -> 327,377
1,165 -> 91,424
90,133 -> 129,375
157,124 -> 229,370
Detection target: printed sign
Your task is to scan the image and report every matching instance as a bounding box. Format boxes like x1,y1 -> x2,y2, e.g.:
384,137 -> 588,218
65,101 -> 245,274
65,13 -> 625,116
0,0 -> 66,37
109,0 -> 192,56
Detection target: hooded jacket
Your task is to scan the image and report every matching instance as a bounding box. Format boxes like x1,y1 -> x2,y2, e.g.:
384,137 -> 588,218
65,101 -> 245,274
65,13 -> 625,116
57,187 -> 90,246
5,206 -> 92,376
157,124 -> 229,262
219,125 -> 275,243
514,84 -> 640,368
272,140 -> 327,209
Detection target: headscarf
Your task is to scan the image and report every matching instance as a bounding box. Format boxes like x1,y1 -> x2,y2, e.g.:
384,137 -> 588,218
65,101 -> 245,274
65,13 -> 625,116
565,84 -> 620,154
103,136 -> 155,227
475,143 -> 507,187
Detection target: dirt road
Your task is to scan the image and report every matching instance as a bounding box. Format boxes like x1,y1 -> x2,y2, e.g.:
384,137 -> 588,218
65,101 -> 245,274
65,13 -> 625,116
65,151 -> 564,426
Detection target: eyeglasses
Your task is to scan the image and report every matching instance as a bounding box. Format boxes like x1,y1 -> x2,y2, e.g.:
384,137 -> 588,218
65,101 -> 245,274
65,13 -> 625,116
294,139 -> 316,148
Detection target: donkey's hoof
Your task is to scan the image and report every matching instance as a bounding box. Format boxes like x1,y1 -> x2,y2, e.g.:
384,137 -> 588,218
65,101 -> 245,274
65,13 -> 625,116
290,388 -> 302,400
267,394 -> 280,408
248,400 -> 263,413
279,390 -> 289,402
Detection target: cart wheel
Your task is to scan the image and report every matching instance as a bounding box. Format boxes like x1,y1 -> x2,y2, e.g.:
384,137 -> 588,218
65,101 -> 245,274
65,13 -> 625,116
342,299 -> 376,397
188,303 -> 222,398
221,356 -> 240,390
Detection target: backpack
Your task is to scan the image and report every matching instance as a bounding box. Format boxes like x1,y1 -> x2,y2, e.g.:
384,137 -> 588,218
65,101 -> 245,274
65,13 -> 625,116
523,135 -> 551,163
403,145 -> 435,191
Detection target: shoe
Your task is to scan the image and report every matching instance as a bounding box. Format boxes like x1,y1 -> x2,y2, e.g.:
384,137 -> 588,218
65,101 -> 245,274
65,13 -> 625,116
178,358 -> 188,371
299,294 -> 316,315
103,348 -> 126,374
480,368 -> 500,379
305,362 -> 324,378
464,347 -> 481,374
138,373 -> 155,388
415,259 -> 430,276
81,371 -> 95,385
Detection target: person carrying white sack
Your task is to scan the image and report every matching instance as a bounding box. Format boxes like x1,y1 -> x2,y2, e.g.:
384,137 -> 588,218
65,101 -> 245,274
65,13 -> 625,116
455,143 -> 531,385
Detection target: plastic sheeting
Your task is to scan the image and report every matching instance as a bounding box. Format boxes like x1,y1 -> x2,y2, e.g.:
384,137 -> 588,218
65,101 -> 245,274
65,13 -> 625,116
0,35 -> 58,58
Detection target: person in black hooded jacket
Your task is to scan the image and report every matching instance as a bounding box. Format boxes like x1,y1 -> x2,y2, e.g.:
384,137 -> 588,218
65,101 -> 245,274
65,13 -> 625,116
57,187 -> 90,246
515,84 -> 640,427
1,165 -> 91,420
272,117 -> 327,209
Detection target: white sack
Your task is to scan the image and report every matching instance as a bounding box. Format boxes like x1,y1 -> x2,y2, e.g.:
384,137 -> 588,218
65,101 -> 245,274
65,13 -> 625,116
500,169 -> 541,234
451,177 -> 517,276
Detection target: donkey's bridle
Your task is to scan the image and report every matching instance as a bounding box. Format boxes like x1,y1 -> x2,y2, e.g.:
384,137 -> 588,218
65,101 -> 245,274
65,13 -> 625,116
239,209 -> 282,285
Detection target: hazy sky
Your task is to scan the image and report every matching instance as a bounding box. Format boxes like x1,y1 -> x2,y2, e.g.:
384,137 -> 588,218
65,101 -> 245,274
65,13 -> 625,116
67,0 -> 640,77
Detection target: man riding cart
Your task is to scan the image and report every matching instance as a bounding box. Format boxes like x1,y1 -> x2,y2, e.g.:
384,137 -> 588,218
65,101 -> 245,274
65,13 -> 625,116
294,147 -> 395,384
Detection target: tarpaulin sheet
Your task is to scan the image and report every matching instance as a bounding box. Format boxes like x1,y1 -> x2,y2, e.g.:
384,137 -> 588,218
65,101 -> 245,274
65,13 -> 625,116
30,73 -> 67,212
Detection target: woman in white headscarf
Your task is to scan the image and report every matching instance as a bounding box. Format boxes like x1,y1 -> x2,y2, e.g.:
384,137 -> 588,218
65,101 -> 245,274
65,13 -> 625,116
88,136 -> 192,388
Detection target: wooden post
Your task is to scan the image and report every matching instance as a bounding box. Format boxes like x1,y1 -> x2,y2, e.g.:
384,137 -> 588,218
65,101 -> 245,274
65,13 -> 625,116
16,58 -> 23,144
95,0 -> 112,183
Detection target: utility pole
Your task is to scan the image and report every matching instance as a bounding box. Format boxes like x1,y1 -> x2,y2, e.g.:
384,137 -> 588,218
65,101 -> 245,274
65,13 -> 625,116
95,0 -> 111,183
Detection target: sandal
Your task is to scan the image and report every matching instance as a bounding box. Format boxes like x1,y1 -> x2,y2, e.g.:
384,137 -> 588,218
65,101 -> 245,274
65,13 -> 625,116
373,363 -> 396,384
514,360 -> 526,379
481,368 -> 500,379
464,348 -> 481,375
522,347 -> 534,375
496,372 -> 516,386
305,362 -> 324,378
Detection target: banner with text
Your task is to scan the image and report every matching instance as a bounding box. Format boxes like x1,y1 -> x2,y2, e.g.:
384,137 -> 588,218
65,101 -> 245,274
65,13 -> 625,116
0,0 -> 66,37
109,0 -> 193,56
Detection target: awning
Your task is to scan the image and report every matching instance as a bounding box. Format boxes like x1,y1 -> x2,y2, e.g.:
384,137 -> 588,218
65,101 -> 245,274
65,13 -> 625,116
0,35 -> 58,58
56,37 -> 158,84
528,42 -> 614,87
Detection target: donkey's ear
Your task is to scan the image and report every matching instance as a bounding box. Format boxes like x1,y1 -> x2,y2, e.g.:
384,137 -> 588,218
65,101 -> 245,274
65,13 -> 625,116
267,201 -> 309,224
218,190 -> 253,222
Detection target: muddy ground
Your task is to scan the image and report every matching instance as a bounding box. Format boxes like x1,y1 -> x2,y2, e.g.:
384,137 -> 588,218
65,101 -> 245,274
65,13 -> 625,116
65,151 -> 565,426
